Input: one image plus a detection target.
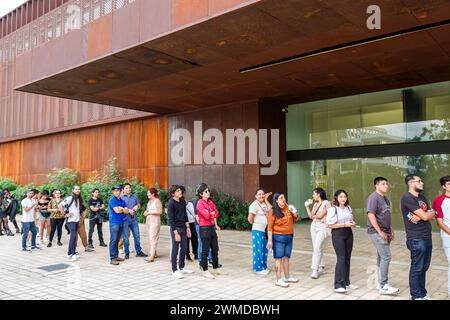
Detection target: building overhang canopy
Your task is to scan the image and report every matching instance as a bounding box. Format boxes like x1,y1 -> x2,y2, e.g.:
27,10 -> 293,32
15,0 -> 450,114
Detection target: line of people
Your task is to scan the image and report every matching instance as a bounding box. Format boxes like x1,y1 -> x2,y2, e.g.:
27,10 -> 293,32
6,174 -> 450,300
248,174 -> 450,300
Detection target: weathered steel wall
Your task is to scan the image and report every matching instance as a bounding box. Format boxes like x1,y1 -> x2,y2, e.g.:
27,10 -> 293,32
0,0 -> 151,144
167,99 -> 286,202
0,116 -> 168,187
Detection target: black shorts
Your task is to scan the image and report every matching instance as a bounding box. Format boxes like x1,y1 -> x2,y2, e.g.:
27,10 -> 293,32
0,210 -> 7,218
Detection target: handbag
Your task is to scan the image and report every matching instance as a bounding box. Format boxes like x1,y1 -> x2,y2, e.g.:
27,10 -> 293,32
39,209 -> 51,218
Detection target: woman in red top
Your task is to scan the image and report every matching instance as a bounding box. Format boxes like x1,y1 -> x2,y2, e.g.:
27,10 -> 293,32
196,184 -> 221,279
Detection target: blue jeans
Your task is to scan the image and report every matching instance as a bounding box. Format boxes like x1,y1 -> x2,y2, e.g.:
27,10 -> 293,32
109,223 -> 124,261
406,239 -> 432,299
66,222 -> 78,256
195,224 -> 212,264
252,230 -> 268,272
21,222 -> 37,249
123,219 -> 142,255
272,234 -> 293,259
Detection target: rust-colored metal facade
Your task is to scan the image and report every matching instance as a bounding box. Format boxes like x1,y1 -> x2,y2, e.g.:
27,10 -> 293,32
0,116 -> 168,187
0,0 -> 164,188
0,0 -> 151,144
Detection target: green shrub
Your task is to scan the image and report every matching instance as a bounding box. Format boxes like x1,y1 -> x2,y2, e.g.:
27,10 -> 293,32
45,168 -> 80,197
0,178 -> 19,192
210,191 -> 251,231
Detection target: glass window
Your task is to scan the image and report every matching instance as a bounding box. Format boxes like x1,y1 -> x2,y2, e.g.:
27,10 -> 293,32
288,154 -> 449,231
287,80 -> 450,151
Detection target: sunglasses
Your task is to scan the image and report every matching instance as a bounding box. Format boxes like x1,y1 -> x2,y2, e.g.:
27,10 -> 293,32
204,189 -> 210,193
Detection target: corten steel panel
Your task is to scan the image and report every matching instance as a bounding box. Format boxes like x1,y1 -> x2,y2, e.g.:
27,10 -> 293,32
87,14 -> 112,60
208,0 -> 251,15
258,100 -> 287,198
167,100 -> 270,201
139,0 -> 172,42
222,164 -> 244,199
184,165 -> 203,188
112,0 -> 140,52
0,116 -> 168,188
171,0 -> 209,29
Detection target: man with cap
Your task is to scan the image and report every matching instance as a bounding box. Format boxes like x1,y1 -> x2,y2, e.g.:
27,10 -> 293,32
109,185 -> 129,265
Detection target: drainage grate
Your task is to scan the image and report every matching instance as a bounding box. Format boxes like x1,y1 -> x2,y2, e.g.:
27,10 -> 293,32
37,263 -> 72,272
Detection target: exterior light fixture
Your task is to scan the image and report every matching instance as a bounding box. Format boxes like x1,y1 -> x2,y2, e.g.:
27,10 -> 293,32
154,58 -> 172,65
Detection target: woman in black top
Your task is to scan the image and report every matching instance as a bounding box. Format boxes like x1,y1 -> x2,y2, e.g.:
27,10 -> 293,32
0,190 -> 13,236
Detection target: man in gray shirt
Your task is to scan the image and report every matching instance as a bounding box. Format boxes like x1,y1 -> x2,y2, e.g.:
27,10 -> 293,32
366,177 -> 399,295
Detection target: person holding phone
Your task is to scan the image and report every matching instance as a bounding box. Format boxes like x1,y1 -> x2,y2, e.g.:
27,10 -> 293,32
88,188 -> 107,249
304,187 -> 330,279
326,189 -> 357,294
59,186 -> 83,261
248,188 -> 272,275
21,190 -> 39,251
267,193 -> 299,288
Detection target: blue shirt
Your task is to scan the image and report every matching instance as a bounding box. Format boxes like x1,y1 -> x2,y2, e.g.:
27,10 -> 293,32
109,196 -> 127,225
121,194 -> 140,222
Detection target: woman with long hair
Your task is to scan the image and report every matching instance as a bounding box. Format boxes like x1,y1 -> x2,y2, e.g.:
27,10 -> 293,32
248,188 -> 272,275
267,193 -> 299,287
37,190 -> 51,243
326,189 -> 357,293
48,189 -> 65,247
0,190 -> 13,236
304,187 -> 331,279
143,188 -> 162,262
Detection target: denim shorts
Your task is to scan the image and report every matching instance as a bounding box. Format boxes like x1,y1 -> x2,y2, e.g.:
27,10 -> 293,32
272,234 -> 294,259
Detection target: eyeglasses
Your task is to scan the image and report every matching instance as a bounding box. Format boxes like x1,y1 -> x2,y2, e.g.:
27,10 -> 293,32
411,179 -> 424,183
204,190 -> 210,193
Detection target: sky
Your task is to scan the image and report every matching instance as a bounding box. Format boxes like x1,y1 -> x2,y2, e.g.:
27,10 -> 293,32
0,0 -> 29,18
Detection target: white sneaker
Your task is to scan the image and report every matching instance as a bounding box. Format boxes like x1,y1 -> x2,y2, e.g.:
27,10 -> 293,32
172,270 -> 184,279
346,284 -> 358,290
423,295 -> 432,300
119,249 -> 124,255
379,284 -> 399,295
311,270 -> 319,279
202,270 -> 215,279
67,254 -> 72,260
211,269 -> 221,276
275,279 -> 289,288
70,255 -> 78,261
283,276 -> 299,283
335,287 -> 347,293
255,269 -> 270,275
180,268 -> 194,274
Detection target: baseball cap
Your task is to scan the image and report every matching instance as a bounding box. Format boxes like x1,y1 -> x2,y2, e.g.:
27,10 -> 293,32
112,185 -> 123,191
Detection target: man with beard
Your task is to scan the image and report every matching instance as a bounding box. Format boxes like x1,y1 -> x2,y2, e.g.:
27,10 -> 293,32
400,174 -> 436,300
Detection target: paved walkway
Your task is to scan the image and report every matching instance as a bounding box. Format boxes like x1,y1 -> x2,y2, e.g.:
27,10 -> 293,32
0,221 -> 449,300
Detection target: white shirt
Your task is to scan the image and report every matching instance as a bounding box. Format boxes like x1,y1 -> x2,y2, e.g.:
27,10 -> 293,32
249,200 -> 268,232
61,195 -> 80,223
186,202 -> 196,223
21,198 -> 36,223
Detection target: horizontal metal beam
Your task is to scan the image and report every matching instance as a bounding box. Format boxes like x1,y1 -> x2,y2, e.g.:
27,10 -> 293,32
287,140 -> 450,162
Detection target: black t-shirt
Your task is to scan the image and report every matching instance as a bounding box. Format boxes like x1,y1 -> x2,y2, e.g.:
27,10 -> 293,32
88,198 -> 104,218
400,192 -> 432,240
